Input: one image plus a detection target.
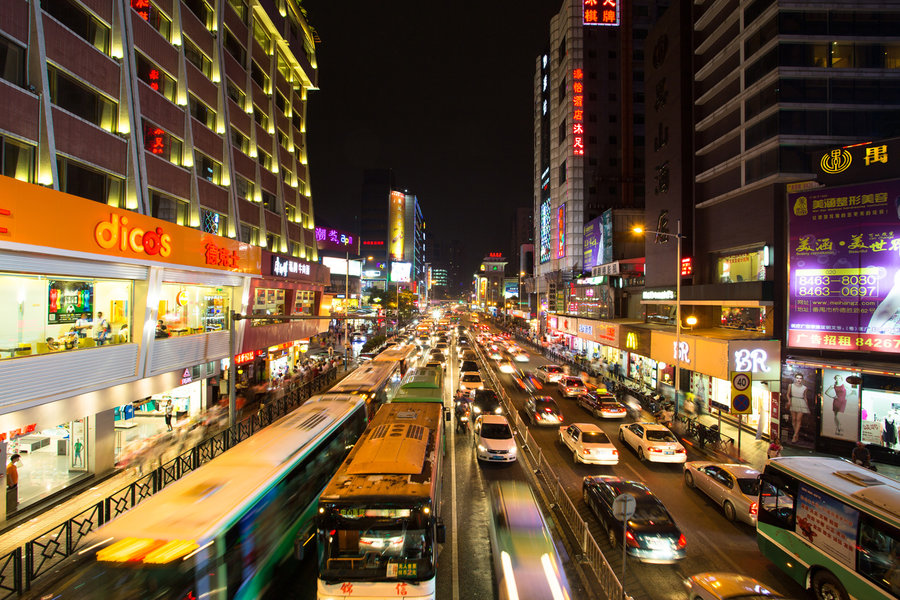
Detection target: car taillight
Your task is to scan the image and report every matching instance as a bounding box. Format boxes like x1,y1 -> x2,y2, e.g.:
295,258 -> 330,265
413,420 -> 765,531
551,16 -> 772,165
625,530 -> 640,548
675,448 -> 686,453
612,449 -> 618,455
558,415 -> 564,421
676,534 -> 686,549
583,449 -> 591,455
750,502 -> 758,516
649,447 -> 662,453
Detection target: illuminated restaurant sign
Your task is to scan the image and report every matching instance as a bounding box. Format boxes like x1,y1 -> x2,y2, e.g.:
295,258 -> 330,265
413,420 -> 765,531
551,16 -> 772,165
314,226 -> 359,254
583,0 -> 620,26
271,255 -> 311,278
572,69 -> 585,157
0,175 -> 259,273
788,178 -> 900,354
557,204 -> 566,258
540,199 -> 552,263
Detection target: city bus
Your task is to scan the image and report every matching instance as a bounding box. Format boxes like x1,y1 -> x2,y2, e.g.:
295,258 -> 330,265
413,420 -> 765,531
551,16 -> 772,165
316,401 -> 446,600
372,344 -> 418,376
757,457 -> 900,600
393,366 -> 445,406
25,395 -> 369,600
325,360 -> 405,417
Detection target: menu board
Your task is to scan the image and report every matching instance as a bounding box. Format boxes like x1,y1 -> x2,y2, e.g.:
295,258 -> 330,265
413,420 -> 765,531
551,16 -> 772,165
48,280 -> 93,324
788,179 -> 900,353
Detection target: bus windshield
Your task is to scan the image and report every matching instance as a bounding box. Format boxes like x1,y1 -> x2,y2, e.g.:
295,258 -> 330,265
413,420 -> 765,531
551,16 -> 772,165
318,510 -> 435,583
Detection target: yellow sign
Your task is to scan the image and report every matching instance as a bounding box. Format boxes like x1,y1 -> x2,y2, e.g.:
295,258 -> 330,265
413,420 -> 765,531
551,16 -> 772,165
730,371 -> 752,415
820,148 -> 852,174
625,331 -> 638,350
389,190 -> 405,260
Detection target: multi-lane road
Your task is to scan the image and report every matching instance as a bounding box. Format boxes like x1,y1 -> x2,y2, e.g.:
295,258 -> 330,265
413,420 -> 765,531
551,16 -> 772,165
270,319 -> 808,599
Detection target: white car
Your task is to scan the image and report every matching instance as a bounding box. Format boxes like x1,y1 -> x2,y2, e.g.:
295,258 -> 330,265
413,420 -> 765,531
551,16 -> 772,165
558,376 -> 587,398
513,350 -> 530,362
474,415 -> 517,463
559,423 -> 618,465
683,462 -> 760,525
459,372 -> 485,392
684,572 -> 791,600
497,359 -> 516,374
618,422 -> 687,463
534,364 -> 565,384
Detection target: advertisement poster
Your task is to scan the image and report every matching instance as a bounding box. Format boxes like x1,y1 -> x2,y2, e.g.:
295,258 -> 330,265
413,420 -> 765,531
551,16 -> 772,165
860,388 -> 900,449
601,209 -> 614,266
583,216 -> 605,269
48,280 -> 93,324
770,392 -> 780,443
540,200 -> 552,263
781,364 -> 818,448
389,191 -> 405,261
390,262 -> 412,283
557,204 -> 566,259
788,178 -> 900,354
820,368 -> 860,442
795,484 -> 858,568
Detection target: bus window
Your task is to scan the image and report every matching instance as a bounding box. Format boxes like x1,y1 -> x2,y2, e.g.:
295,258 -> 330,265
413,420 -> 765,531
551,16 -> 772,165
858,515 -> 900,595
759,470 -> 797,530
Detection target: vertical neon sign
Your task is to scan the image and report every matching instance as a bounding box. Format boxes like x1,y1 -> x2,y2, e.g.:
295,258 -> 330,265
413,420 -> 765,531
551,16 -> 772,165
539,200 -> 552,263
557,204 -> 566,258
573,69 -> 585,157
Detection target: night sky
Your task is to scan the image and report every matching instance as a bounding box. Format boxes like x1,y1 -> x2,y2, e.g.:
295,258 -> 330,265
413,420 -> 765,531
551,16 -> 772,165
304,1 -> 561,277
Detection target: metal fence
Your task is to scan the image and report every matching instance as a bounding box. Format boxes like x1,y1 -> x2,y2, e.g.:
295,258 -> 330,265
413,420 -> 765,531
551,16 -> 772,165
474,339 -> 625,600
0,369 -> 339,597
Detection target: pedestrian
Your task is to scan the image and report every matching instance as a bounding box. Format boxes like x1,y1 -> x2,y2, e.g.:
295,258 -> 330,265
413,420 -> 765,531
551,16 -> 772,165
6,454 -> 20,489
95,311 -> 111,345
165,399 -> 174,431
73,439 -> 83,466
852,441 -> 872,469
767,441 -> 782,459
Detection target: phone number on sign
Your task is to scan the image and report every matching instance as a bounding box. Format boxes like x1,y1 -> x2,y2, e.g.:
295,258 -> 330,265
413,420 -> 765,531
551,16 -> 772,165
788,330 -> 900,352
796,286 -> 876,297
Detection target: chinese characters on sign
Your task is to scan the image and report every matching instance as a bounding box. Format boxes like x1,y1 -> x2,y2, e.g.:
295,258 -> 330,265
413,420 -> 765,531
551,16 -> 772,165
795,484 -> 858,568
144,126 -> 166,155
314,226 -> 358,254
271,255 -> 311,278
131,0 -> 151,21
680,257 -> 693,277
583,0 -> 619,26
788,178 -> 900,354
557,204 -> 566,259
572,69 -> 585,156
540,199 -> 552,263
204,242 -> 239,269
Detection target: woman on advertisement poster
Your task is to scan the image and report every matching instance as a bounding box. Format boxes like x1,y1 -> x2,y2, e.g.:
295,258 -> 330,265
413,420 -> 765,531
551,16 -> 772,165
823,374 -> 848,437
784,371 -> 815,446
822,371 -> 860,441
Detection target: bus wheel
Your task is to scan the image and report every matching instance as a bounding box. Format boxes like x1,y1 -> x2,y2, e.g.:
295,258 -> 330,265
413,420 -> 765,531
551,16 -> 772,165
812,570 -> 848,600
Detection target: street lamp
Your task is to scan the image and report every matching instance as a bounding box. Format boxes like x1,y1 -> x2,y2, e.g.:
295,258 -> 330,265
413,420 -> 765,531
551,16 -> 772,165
633,220 -> 685,407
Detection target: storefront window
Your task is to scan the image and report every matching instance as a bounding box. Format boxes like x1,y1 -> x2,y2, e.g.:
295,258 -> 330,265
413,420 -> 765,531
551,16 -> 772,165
158,284 -> 231,335
0,273 -> 132,358
251,287 -> 286,325
861,383 -> 900,449
721,306 -> 766,331
293,290 -> 316,315
645,304 -> 674,325
717,249 -> 765,283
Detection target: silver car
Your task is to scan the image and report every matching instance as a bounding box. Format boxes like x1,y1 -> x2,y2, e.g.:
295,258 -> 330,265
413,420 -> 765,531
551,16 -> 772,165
683,462 -> 760,526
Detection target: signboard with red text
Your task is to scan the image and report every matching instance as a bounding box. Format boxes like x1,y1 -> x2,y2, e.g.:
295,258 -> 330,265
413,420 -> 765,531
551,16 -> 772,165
573,69 -> 585,156
583,0 -> 620,26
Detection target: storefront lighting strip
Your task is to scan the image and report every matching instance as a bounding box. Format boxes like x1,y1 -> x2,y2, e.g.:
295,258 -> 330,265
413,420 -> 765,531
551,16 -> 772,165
786,359 -> 899,377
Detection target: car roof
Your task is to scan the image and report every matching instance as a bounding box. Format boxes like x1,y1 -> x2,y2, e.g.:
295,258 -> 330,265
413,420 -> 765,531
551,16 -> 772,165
585,476 -> 654,496
688,462 -> 760,478
632,422 -> 669,431
570,423 -> 602,432
690,573 -> 782,598
480,414 -> 509,425
532,396 -> 557,404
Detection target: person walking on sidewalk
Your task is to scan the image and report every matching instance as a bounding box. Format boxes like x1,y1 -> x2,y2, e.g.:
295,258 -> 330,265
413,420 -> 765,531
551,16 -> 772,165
165,400 -> 174,431
6,454 -> 20,489
73,439 -> 83,466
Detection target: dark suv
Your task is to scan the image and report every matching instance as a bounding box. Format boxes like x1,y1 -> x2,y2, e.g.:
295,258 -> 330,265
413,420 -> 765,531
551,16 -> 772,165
582,476 -> 686,564
471,389 -> 503,417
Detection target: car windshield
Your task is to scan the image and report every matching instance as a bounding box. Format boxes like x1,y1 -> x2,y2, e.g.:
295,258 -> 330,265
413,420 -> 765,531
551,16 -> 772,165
582,431 -> 609,444
534,398 -> 557,408
737,478 -> 760,496
646,430 -> 677,443
481,423 -> 512,439
601,402 -> 622,409
462,374 -> 481,382
630,500 -> 674,526
546,366 -> 563,374
564,379 -> 583,386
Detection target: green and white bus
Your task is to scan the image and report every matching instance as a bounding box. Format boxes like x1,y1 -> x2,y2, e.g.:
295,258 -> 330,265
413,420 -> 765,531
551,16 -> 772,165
392,366 -> 445,405
25,394 -> 368,600
757,457 -> 900,600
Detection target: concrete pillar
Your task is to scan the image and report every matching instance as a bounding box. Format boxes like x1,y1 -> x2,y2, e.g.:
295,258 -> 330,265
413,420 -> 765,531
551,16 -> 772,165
91,410 -> 116,476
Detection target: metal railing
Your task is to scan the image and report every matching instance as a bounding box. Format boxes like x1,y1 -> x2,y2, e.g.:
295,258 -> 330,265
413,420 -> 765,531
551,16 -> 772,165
474,338 -> 625,600
1,369 -> 340,597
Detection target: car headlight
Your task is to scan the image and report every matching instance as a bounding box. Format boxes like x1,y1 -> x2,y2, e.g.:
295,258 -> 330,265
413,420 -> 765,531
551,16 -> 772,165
477,444 -> 487,452
473,406 -> 482,414
494,407 -> 503,414
478,385 -> 484,390
509,446 -> 517,454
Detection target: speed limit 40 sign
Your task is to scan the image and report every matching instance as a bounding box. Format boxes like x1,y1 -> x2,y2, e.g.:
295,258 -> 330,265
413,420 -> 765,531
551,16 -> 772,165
731,371 -> 752,414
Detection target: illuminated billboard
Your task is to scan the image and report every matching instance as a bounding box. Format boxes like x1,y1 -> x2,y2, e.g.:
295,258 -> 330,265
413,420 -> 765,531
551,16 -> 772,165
389,190 -> 405,260
314,226 -> 359,254
390,261 -> 412,283
557,204 -> 566,259
788,178 -> 900,354
583,0 -> 619,26
572,69 -> 585,156
583,215 -> 604,269
540,199 -> 552,263
322,256 -> 362,276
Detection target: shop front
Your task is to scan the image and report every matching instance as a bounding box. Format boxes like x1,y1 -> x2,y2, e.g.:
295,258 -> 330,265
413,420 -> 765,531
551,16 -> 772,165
650,331 -> 780,438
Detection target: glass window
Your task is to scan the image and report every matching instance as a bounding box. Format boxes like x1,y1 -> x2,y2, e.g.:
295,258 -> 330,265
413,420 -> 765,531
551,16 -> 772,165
231,126 -> 250,155
275,91 -> 287,114
43,0 -> 110,54
758,470 -> 797,530
194,151 -> 221,184
239,223 -> 259,245
0,274 -> 133,358
277,53 -> 291,82
189,94 -> 216,129
48,66 -> 117,132
201,208 -> 225,235
131,0 -> 171,40
252,19 -> 270,53
57,157 -> 123,206
293,290 -> 316,315
0,34 -> 26,87
257,149 -> 272,171
1,136 -> 35,183
253,105 -> 269,129
226,78 -> 245,106
250,61 -> 269,92
182,0 -> 213,29
277,129 -> 290,151
223,29 -> 246,64
262,190 -> 277,212
251,287 -> 286,325
143,122 -> 182,165
158,283 -> 232,335
149,191 -> 189,226
184,39 -> 212,78
721,306 -> 765,331
227,0 -> 248,24
858,516 -> 900,595
235,175 -> 254,201
135,53 -> 176,103
717,249 -> 765,283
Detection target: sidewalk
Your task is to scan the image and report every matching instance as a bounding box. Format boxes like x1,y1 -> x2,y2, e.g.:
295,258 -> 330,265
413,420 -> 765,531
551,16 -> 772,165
0,358 -> 355,558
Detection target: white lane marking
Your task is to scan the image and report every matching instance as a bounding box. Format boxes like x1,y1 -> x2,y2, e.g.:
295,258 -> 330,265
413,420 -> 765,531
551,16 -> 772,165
449,343 -> 460,599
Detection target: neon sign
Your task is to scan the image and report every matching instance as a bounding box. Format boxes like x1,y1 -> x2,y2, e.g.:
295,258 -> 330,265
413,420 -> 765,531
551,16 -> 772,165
147,68 -> 160,91
204,242 -> 239,268
680,257 -> 693,276
314,226 -> 357,253
234,351 -> 256,365
488,252 -> 502,259
131,0 -> 151,21
539,200 -> 552,263
573,69 -> 585,156
94,214 -> 172,257
144,126 -> 166,155
583,0 -> 619,26
557,204 -> 566,258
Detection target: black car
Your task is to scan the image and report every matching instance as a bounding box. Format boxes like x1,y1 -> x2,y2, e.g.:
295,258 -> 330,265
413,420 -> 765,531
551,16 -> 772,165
472,389 -> 503,417
524,395 -> 564,426
582,476 -> 686,564
460,360 -> 480,374
457,336 -> 470,347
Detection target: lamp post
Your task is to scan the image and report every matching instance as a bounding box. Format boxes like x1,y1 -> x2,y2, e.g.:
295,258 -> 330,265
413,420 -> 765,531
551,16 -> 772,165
634,220 -> 684,407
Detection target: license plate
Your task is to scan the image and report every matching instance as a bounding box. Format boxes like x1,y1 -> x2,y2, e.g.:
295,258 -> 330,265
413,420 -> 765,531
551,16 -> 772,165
664,450 -> 674,455
647,539 -> 668,549
491,456 -> 505,461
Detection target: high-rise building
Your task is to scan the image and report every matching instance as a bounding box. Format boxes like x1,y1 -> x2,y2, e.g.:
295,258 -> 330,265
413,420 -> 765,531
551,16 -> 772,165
0,0 -> 329,517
